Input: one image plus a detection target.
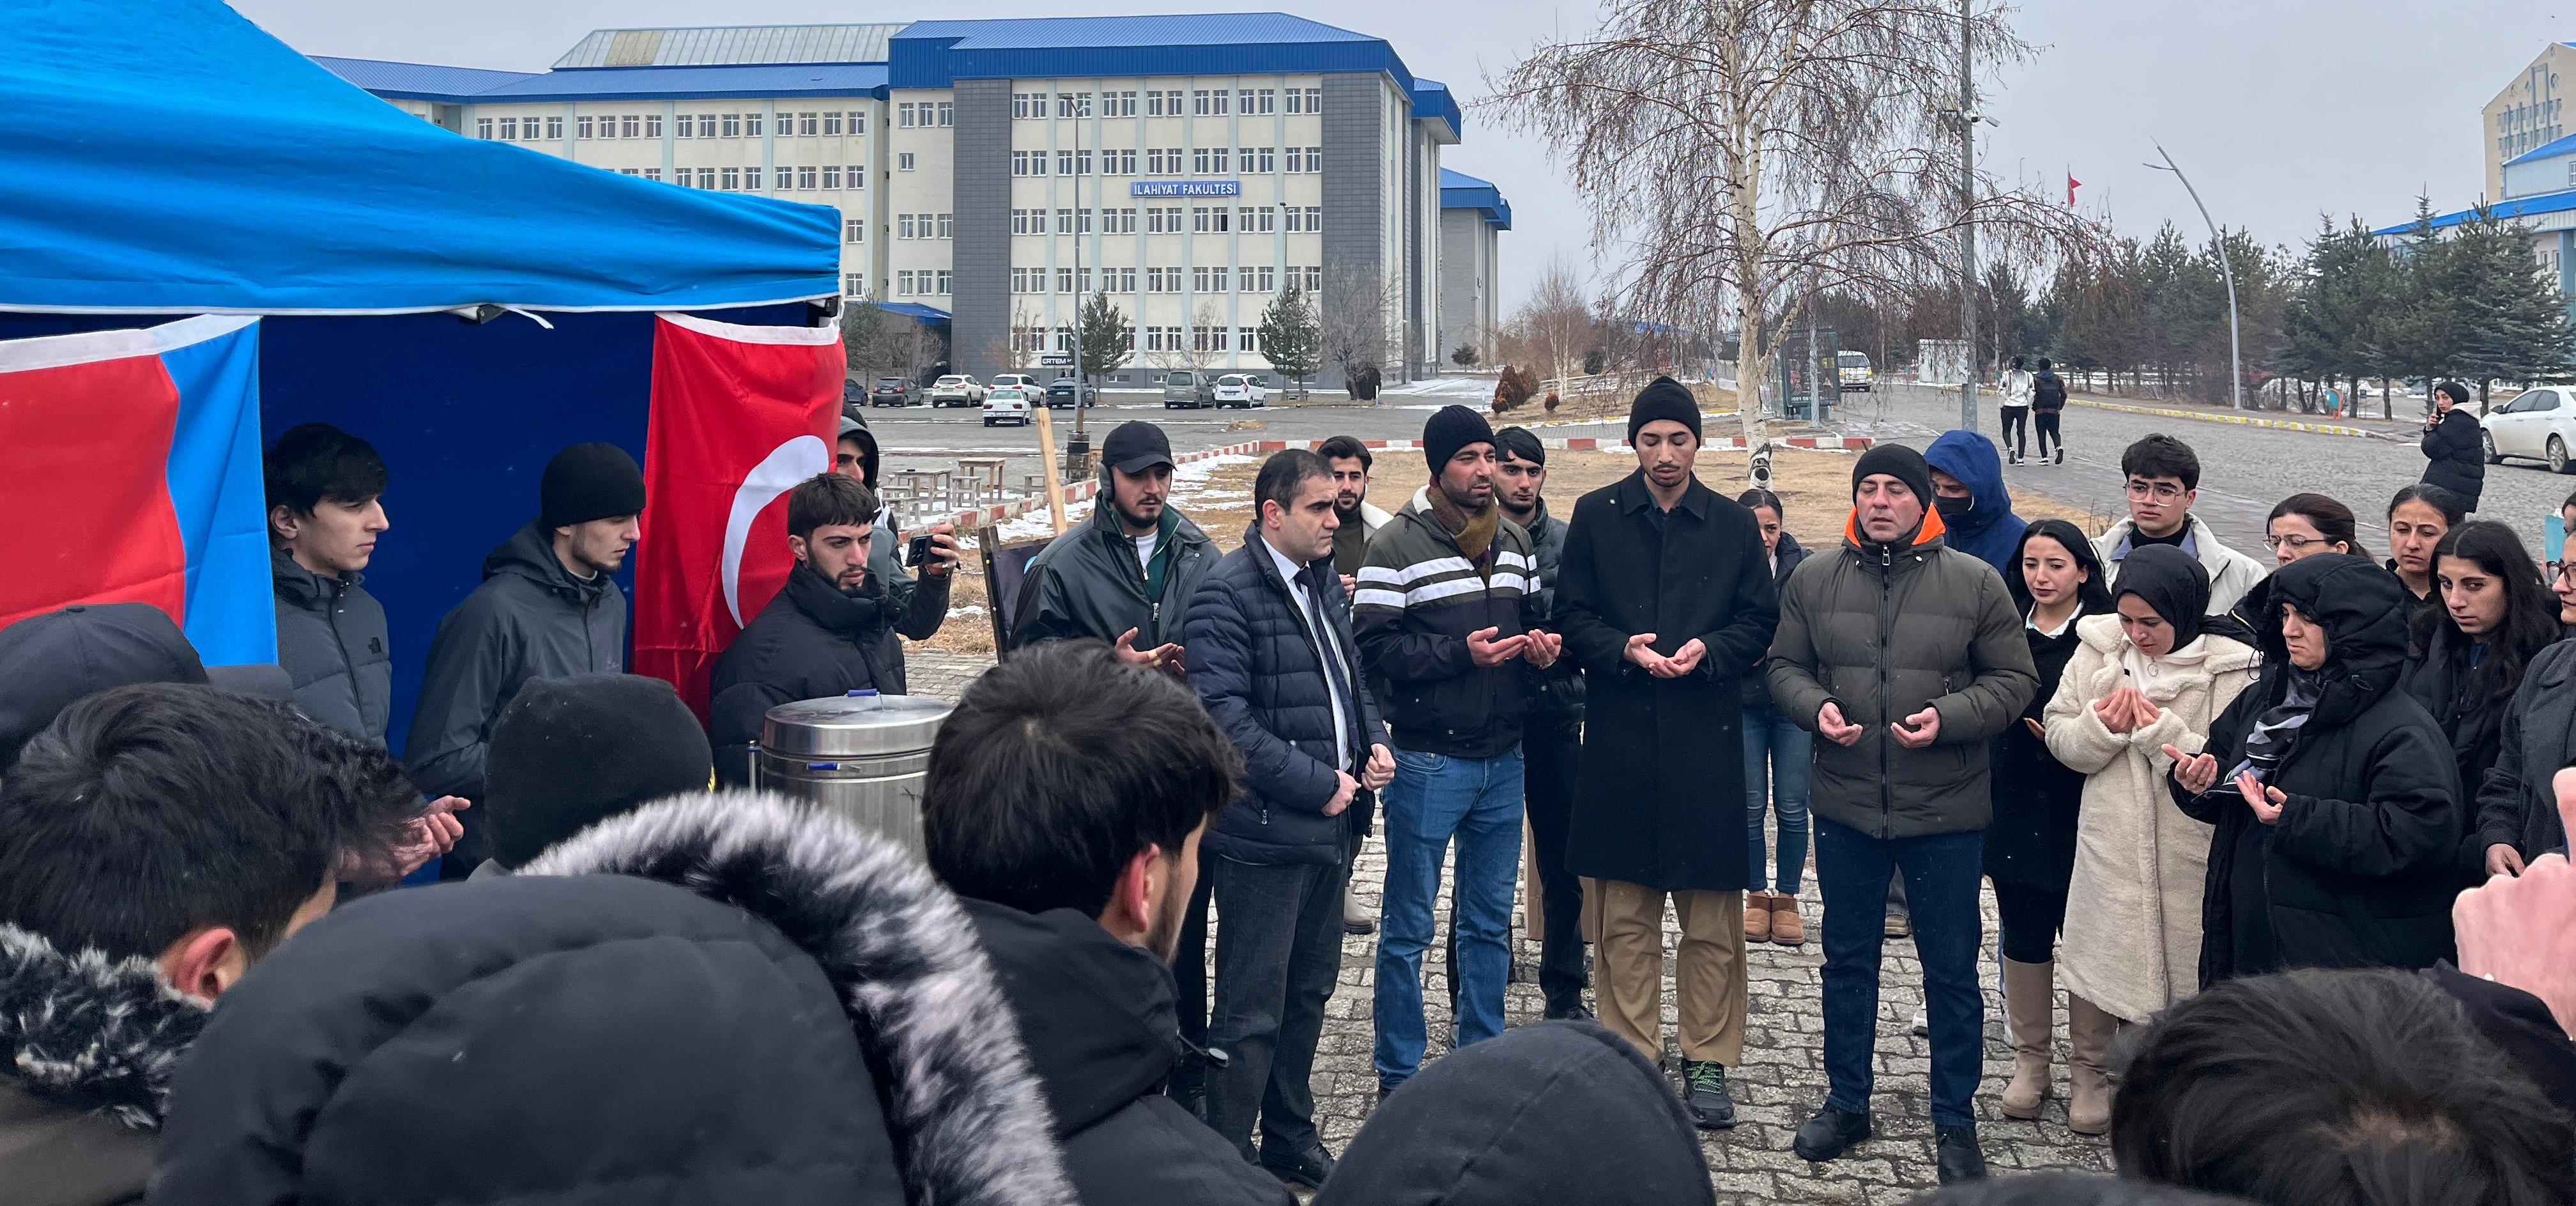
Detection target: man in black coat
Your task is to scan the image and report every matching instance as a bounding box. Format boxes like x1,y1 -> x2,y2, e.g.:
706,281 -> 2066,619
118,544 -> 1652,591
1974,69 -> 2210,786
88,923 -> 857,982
1555,378 -> 1780,1131
1186,450 -> 1395,1187
709,473 -> 954,785
1496,426 -> 1591,1019
919,640 -> 1294,1206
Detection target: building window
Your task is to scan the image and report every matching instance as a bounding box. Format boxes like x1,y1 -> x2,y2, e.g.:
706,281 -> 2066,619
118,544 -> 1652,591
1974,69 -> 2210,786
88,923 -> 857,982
1194,266 -> 1231,292
934,270 -> 952,294
643,167 -> 662,182
1303,265 -> 1323,291
498,116 -> 518,139
1010,268 -> 1030,293
1146,148 -> 1169,175
898,213 -> 916,240
1192,147 -> 1208,174
746,112 -> 765,137
1054,208 -> 1073,235
1301,88 -> 1322,112
1254,88 -> 1276,115
1286,88 -> 1307,114
1146,267 -> 1174,293
578,116 -> 596,139
544,116 -> 562,139
848,109 -> 866,134
698,114 -> 717,138
1112,207 -> 1137,233
722,113 -> 741,137
797,112 -> 818,136
1250,146 -> 1275,174
609,114 -> 629,139
1011,208 -> 1032,235
1305,146 -> 1322,173
825,112 -> 843,135
745,167 -> 763,190
1055,93 -> 1074,118
898,153 -> 914,171
849,164 -> 866,187
845,273 -> 866,298
721,167 -> 740,190
1147,90 -> 1167,118
1146,206 -> 1179,234
1238,326 -> 1260,352
649,114 -> 666,138
1241,206 -> 1276,233
1013,150 -> 1045,176
698,167 -> 716,188
1254,265 -> 1276,291
1301,205 -> 1322,230
937,102 -> 954,127
1108,148 -> 1136,175
1284,146 -> 1303,173
1057,267 -> 1076,293
846,219 -> 865,244
1056,150 -> 1073,176
799,166 -> 818,189
1193,206 -> 1230,234
1014,93 -> 1039,119
938,213 -> 954,239
899,102 -> 917,127
898,270 -> 916,295
1193,325 -> 1223,353
822,165 -> 841,189
619,169 -> 639,176
477,118 -> 493,139
1110,267 -> 1136,292
1111,91 -> 1137,117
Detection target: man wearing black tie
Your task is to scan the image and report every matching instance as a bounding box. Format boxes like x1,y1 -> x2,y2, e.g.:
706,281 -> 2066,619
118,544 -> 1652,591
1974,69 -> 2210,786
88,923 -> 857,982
1186,449 -> 1395,1191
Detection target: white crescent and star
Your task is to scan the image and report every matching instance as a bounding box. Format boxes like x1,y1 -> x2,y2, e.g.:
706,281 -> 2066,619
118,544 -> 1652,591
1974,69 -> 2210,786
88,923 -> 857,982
721,434 -> 828,626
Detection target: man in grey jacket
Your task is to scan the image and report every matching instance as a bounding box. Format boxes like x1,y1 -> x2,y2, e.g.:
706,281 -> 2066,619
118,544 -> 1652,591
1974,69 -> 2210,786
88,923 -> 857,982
264,423 -> 394,744
405,442 -> 643,879
1766,444 -> 2036,1185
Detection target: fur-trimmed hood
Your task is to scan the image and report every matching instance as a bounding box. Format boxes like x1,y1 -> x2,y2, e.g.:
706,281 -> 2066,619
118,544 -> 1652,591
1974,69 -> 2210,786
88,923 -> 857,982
0,924 -> 206,1131
523,791 -> 1077,1206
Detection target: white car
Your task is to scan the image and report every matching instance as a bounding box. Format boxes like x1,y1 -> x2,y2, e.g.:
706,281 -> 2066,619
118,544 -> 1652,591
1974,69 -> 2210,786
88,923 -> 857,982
2481,387 -> 2575,472
990,373 -> 1041,392
983,385 -> 1034,427
1213,373 -> 1266,408
929,375 -> 986,408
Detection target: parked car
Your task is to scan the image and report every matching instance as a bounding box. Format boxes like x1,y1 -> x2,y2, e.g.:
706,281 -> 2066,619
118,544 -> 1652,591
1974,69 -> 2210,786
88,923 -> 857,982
983,385 -> 1034,427
930,375 -> 986,407
1837,351 -> 1874,392
991,373 -> 1041,392
1162,371 -> 1214,408
1045,377 -> 1098,408
870,377 -> 918,407
1213,373 -> 1266,408
2480,387 -> 2569,472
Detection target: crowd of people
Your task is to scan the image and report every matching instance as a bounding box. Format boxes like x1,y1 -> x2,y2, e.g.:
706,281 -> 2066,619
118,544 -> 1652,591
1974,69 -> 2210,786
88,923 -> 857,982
4,376 -> 2576,1205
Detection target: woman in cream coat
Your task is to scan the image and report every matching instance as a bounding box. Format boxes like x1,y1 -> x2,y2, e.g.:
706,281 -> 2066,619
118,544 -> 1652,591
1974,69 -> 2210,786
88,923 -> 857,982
2041,545 -> 2260,1135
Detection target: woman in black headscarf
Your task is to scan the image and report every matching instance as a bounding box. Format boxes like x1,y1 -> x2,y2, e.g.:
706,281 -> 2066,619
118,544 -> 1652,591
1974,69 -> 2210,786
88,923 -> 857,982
2165,554 -> 2462,984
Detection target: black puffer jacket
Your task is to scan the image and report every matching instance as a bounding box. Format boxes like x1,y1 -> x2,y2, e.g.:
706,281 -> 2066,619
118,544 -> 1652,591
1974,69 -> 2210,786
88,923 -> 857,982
709,564 -> 952,786
1742,530 -> 1811,708
2472,638 -> 2576,864
2419,408 -> 2485,511
2402,619 -> 2522,876
270,549 -> 392,744
963,901 -> 1291,1206
2174,555 -> 2462,986
1521,499 -> 1586,722
1010,493 -> 1216,654
1186,532 -> 1383,866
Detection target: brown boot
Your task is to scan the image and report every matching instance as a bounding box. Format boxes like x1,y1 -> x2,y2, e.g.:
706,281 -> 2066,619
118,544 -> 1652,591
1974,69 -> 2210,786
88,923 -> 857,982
1744,892 -> 1773,942
1999,958 -> 2055,1119
2067,993 -> 2118,1136
1768,894 -> 1805,946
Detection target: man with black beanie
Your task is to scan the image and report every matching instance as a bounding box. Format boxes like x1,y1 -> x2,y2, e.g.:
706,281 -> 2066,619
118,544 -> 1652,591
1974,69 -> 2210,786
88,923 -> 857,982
472,673 -> 713,875
1489,426 -> 1591,1022
407,442 -> 645,877
1765,441 -> 2037,1184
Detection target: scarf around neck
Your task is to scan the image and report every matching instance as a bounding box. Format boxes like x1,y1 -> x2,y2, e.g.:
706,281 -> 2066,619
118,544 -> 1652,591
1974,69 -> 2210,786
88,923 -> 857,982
2230,665 -> 2322,785
1427,486 -> 1501,576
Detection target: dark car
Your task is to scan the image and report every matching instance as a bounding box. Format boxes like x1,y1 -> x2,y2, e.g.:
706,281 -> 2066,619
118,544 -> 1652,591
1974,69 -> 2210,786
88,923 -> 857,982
870,377 -> 918,407
1045,378 -> 1098,408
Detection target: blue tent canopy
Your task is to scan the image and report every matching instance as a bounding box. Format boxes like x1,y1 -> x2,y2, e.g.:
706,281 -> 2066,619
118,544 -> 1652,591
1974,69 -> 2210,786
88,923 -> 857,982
1,0 -> 840,314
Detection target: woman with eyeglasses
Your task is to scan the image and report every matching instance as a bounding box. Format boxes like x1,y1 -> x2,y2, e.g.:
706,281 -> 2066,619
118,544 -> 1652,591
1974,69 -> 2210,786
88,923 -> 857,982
2385,484 -> 2467,631
2400,522 -> 2557,886
2224,495 -> 2367,636
2166,554 -> 2461,983
2471,541 -> 2576,881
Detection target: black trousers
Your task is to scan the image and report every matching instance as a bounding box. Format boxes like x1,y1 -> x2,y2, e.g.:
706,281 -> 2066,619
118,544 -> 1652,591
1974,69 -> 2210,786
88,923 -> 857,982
1205,854 -> 1346,1159
2000,407 -> 2028,458
1991,877 -> 2069,964
1522,716 -> 1590,1012
2035,410 -> 2063,458
1170,872 -> 1215,1110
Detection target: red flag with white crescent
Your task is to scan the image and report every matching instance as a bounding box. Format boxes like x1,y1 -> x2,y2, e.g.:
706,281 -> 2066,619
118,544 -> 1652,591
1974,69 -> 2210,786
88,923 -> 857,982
632,313 -> 840,719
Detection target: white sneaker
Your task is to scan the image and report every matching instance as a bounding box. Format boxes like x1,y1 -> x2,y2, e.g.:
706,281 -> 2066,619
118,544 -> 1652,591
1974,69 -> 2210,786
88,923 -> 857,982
1910,1007 -> 1931,1037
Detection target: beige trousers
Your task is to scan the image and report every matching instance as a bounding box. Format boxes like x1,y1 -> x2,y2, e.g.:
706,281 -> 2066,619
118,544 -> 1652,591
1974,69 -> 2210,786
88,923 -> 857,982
1588,879 -> 1747,1066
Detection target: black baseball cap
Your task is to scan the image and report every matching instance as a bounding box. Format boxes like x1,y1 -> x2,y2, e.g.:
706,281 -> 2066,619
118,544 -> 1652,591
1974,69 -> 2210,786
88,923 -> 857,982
1103,421 -> 1176,474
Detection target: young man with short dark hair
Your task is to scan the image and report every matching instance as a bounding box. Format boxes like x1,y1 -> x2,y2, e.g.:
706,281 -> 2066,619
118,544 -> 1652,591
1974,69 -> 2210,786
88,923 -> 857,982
265,422 -> 395,744
0,684 -> 421,1200
1315,433 -> 1393,938
708,472 -> 954,785
1186,449 -> 1393,1188
1492,426 -> 1591,1021
406,442 -> 647,877
1011,421 -> 1216,669
2091,433 -> 2263,614
921,640 -> 1289,1206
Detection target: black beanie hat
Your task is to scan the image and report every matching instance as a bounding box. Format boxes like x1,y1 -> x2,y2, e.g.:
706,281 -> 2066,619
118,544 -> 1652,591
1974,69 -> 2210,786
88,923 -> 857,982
1424,405 -> 1496,474
1851,444 -> 1935,509
1626,375 -> 1702,443
540,443 -> 647,529
484,673 -> 712,869
1495,425 -> 1546,467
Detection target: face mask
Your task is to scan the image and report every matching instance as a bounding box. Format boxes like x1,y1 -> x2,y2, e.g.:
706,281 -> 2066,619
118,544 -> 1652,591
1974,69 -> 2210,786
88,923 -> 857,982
1935,493 -> 1975,519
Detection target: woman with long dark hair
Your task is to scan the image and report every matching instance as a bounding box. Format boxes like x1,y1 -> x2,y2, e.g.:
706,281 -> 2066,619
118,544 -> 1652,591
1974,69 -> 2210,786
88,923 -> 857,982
2385,483 -> 2467,630
1738,488 -> 1812,945
2403,521 -> 2561,876
1983,519 -> 2113,1125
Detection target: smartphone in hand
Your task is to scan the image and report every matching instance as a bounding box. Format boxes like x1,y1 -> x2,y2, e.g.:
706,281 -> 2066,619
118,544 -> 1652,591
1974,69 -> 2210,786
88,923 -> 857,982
906,532 -> 934,568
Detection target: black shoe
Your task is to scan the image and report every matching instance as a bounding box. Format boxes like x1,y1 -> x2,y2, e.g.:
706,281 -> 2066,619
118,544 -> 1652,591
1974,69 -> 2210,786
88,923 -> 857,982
1543,1001 -> 1594,1022
2055,449 -> 2064,465
1793,1106 -> 1873,1162
1260,1141 -> 1335,1190
1935,1124 -> 1988,1184
1682,1060 -> 1738,1130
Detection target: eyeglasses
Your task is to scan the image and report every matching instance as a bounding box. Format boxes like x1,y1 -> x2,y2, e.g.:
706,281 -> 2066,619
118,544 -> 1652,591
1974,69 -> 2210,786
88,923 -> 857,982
2125,479 -> 2185,501
2265,534 -> 2331,552
2555,561 -> 2576,585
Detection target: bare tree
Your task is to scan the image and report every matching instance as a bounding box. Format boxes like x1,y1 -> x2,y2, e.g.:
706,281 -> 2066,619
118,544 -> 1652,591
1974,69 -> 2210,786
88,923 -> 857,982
1318,265 -> 1397,399
1489,0 -> 2097,464
1513,252 -> 1593,399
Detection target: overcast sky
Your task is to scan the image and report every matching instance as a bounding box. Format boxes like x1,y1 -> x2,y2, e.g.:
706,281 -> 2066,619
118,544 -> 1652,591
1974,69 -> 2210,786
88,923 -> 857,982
236,0 -> 2568,314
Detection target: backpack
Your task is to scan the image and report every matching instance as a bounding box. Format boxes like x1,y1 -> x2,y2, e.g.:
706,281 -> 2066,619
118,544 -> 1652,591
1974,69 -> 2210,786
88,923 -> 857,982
2032,373 -> 2067,411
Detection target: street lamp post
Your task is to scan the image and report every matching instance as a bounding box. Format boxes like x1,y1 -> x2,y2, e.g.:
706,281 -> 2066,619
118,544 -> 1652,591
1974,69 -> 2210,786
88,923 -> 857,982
2147,142 -> 2244,411
1066,95 -> 1092,477
1956,0 -> 1979,433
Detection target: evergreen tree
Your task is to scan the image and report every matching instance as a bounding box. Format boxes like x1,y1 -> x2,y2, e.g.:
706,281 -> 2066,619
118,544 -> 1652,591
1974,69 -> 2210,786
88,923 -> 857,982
2450,210 -> 2575,398
2279,217 -> 2400,412
2376,199 -> 2468,399
840,302 -> 896,379
1074,291 -> 1132,391
1258,285 -> 1322,392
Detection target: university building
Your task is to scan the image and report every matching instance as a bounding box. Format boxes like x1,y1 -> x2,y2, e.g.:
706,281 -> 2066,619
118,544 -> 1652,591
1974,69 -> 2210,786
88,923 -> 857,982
2377,40 -> 2576,325
319,14 -> 1512,383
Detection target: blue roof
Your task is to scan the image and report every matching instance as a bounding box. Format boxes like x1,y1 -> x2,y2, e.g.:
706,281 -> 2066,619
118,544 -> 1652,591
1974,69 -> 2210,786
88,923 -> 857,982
475,63 -> 889,102
2375,189 -> 2576,236
875,302 -> 952,323
887,13 -> 1433,118
2507,130 -> 2576,167
553,24 -> 903,69
310,56 -> 537,102
4,0 -> 840,313
1412,80 -> 1460,141
1439,167 -> 1511,229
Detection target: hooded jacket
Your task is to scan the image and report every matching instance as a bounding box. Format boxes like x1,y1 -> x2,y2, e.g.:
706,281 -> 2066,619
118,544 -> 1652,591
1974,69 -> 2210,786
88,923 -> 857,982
404,521 -> 627,826
962,901 -> 1292,1206
268,548 -> 392,743
1010,489 -> 1217,654
1352,486 -> 1539,758
1924,429 -> 2027,575
0,926 -> 208,1206
0,603 -> 206,773
2094,513 -> 2268,618
1313,1021 -> 1713,1206
2172,555 -> 2462,985
709,562 -> 953,786
154,794 -> 1077,1206
2471,638 -> 2576,864
1766,507 -> 2039,839
2419,408 -> 2485,510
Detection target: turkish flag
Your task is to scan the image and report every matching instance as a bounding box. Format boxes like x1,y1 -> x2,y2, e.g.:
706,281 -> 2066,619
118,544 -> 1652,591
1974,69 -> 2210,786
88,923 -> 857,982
2067,174 -> 2083,206
632,313 -> 842,719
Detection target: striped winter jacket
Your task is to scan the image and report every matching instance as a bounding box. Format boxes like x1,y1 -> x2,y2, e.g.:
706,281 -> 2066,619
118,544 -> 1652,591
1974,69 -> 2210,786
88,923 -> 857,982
1352,486 -> 1538,757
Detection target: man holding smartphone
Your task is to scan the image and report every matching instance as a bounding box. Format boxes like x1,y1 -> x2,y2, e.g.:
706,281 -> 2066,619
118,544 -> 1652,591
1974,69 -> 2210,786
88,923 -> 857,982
708,472 -> 956,785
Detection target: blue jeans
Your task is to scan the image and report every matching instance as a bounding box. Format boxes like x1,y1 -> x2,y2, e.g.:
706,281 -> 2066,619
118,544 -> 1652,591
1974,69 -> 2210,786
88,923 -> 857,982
1742,697 -> 1813,895
1814,816 -> 1986,1127
1374,745 -> 1524,1090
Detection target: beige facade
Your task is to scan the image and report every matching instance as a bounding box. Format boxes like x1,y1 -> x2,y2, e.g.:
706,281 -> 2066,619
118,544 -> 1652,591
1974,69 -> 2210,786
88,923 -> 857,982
2486,43 -> 2575,203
